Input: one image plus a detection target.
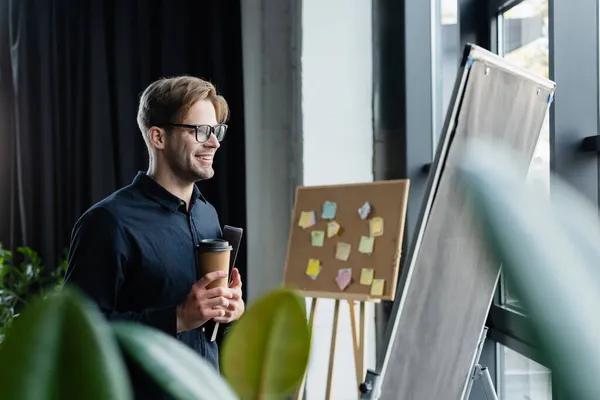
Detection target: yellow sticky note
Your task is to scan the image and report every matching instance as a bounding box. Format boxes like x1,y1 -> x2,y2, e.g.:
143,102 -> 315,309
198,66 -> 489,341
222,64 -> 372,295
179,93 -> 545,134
369,217 -> 384,237
360,268 -> 374,285
311,230 -> 325,247
327,221 -> 341,238
370,279 -> 385,296
298,211 -> 316,229
306,259 -> 321,279
358,236 -> 374,254
335,242 -> 351,261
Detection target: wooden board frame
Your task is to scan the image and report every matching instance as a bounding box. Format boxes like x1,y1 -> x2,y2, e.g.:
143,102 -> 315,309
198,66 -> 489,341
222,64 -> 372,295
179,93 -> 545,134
283,180 -> 410,301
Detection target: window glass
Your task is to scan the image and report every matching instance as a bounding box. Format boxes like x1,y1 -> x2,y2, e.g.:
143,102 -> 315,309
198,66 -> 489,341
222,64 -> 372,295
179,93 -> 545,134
498,0 -> 549,311
497,344 -> 552,400
434,0 -> 459,146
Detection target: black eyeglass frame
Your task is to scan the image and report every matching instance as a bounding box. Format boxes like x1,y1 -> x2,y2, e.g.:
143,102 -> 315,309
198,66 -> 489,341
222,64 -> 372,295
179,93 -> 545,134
160,123 -> 228,143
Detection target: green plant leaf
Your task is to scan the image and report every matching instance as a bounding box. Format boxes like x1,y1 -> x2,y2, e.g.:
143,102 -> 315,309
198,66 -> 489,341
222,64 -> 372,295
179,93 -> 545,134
0,286 -> 132,399
457,139 -> 600,400
221,289 -> 311,400
112,321 -> 239,400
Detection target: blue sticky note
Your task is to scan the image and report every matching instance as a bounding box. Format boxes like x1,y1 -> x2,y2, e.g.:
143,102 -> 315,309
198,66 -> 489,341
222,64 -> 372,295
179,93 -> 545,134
322,201 -> 337,220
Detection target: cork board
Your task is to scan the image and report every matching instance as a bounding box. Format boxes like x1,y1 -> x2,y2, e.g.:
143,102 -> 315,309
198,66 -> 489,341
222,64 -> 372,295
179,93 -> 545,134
283,180 -> 410,301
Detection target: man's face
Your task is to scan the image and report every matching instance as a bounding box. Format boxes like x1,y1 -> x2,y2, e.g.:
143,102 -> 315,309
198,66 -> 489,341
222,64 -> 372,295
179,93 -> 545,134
162,100 -> 221,183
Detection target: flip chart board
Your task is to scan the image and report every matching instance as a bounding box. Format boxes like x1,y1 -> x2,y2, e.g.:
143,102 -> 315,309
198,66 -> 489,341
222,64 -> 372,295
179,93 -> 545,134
377,44 -> 556,399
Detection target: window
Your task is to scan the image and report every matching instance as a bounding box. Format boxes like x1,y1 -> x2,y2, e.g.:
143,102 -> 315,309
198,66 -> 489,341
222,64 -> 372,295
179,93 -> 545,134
392,0 -> 599,397
497,344 -> 552,400
497,0 -> 549,313
488,0 -> 600,398
434,0 -> 460,145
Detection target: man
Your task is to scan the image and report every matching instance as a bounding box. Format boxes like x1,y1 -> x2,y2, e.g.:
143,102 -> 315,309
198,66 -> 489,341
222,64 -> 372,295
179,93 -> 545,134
64,76 -> 244,398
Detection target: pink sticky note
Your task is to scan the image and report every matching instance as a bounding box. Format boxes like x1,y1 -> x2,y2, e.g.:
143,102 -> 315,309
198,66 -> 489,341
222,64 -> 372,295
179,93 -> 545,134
335,268 -> 352,291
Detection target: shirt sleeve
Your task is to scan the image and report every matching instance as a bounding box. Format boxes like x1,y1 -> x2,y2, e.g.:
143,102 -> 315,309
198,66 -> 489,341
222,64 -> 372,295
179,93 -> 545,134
64,206 -> 177,336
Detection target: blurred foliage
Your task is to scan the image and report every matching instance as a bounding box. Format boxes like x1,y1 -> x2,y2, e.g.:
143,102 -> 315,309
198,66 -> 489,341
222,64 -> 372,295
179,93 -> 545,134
0,287 -> 132,400
0,245 -> 68,341
0,283 -> 310,400
458,139 -> 600,400
221,289 -> 311,400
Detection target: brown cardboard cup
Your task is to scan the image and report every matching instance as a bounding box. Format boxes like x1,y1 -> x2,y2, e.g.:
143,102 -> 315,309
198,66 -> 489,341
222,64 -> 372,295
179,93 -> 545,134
197,239 -> 232,289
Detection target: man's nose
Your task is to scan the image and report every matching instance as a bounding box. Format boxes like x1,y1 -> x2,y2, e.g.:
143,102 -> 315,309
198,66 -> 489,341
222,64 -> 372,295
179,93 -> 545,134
205,132 -> 221,149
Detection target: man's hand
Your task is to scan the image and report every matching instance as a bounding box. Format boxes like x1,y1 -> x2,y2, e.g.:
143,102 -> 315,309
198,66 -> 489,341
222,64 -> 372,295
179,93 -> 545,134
176,271 -> 233,332
213,267 -> 245,324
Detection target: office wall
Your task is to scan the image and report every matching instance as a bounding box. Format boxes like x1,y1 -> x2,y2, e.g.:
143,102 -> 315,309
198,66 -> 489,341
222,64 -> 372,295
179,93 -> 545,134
241,1 -> 376,398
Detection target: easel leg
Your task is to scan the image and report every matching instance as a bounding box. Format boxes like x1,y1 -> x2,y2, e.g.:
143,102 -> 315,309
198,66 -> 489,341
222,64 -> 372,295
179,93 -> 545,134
325,299 -> 341,400
294,298 -> 318,400
359,301 -> 367,380
348,300 -> 362,386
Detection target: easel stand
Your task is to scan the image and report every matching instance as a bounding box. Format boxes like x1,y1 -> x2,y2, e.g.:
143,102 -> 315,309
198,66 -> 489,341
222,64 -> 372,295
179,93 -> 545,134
295,297 -> 372,400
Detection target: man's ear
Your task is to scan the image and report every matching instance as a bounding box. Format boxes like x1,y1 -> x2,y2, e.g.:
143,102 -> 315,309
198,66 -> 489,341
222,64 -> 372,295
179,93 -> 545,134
148,127 -> 166,150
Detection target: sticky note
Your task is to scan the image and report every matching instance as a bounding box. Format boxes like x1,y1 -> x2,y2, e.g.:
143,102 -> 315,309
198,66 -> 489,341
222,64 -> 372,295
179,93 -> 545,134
298,211 -> 316,229
371,279 -> 385,296
311,230 -> 325,247
322,201 -> 337,220
336,268 -> 352,291
360,268 -> 374,285
335,242 -> 351,261
369,217 -> 384,237
358,236 -> 374,254
358,202 -> 371,220
327,221 -> 341,238
306,259 -> 321,280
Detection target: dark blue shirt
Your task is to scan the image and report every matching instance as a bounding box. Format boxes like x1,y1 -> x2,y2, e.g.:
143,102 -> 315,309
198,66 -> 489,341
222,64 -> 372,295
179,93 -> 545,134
65,172 -> 225,399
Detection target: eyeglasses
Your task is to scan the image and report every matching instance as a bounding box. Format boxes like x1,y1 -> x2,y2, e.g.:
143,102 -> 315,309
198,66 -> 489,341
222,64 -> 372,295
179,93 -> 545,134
162,123 -> 228,143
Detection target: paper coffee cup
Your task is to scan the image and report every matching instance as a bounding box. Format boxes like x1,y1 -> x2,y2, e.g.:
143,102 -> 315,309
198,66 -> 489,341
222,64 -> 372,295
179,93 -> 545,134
197,239 -> 233,289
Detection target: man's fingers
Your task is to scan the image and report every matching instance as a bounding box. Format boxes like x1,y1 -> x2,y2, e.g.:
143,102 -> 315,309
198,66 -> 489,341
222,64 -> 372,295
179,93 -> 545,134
213,310 -> 234,324
229,268 -> 242,289
204,286 -> 234,299
230,288 -> 242,301
196,271 -> 228,289
204,296 -> 230,309
204,308 -> 227,320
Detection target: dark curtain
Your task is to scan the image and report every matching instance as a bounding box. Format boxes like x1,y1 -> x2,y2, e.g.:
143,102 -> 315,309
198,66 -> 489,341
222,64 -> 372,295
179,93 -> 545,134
0,0 -> 247,288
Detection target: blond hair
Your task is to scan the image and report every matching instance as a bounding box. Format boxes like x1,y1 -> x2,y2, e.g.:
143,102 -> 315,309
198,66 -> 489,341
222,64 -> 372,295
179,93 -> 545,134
137,76 -> 229,146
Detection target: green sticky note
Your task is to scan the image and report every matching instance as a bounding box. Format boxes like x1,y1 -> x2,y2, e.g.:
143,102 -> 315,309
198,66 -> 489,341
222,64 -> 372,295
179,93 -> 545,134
311,230 -> 325,247
359,236 -> 374,254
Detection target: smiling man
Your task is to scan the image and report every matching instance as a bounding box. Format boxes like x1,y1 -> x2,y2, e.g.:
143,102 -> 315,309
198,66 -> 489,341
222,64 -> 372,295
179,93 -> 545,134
64,76 -> 244,399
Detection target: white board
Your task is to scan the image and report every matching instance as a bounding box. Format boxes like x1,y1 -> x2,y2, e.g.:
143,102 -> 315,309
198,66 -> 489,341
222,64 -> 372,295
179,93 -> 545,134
376,44 -> 556,400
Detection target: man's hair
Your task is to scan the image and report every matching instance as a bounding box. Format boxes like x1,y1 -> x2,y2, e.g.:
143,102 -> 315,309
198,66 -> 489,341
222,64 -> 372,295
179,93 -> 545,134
136,75 -> 229,147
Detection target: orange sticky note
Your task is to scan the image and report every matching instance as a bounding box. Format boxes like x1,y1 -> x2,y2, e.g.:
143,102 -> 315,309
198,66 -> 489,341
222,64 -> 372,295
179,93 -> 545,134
327,221 -> 341,238
369,217 -> 384,237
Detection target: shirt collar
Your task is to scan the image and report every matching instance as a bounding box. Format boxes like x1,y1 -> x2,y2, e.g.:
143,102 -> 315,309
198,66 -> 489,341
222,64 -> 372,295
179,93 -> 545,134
131,172 -> 206,213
